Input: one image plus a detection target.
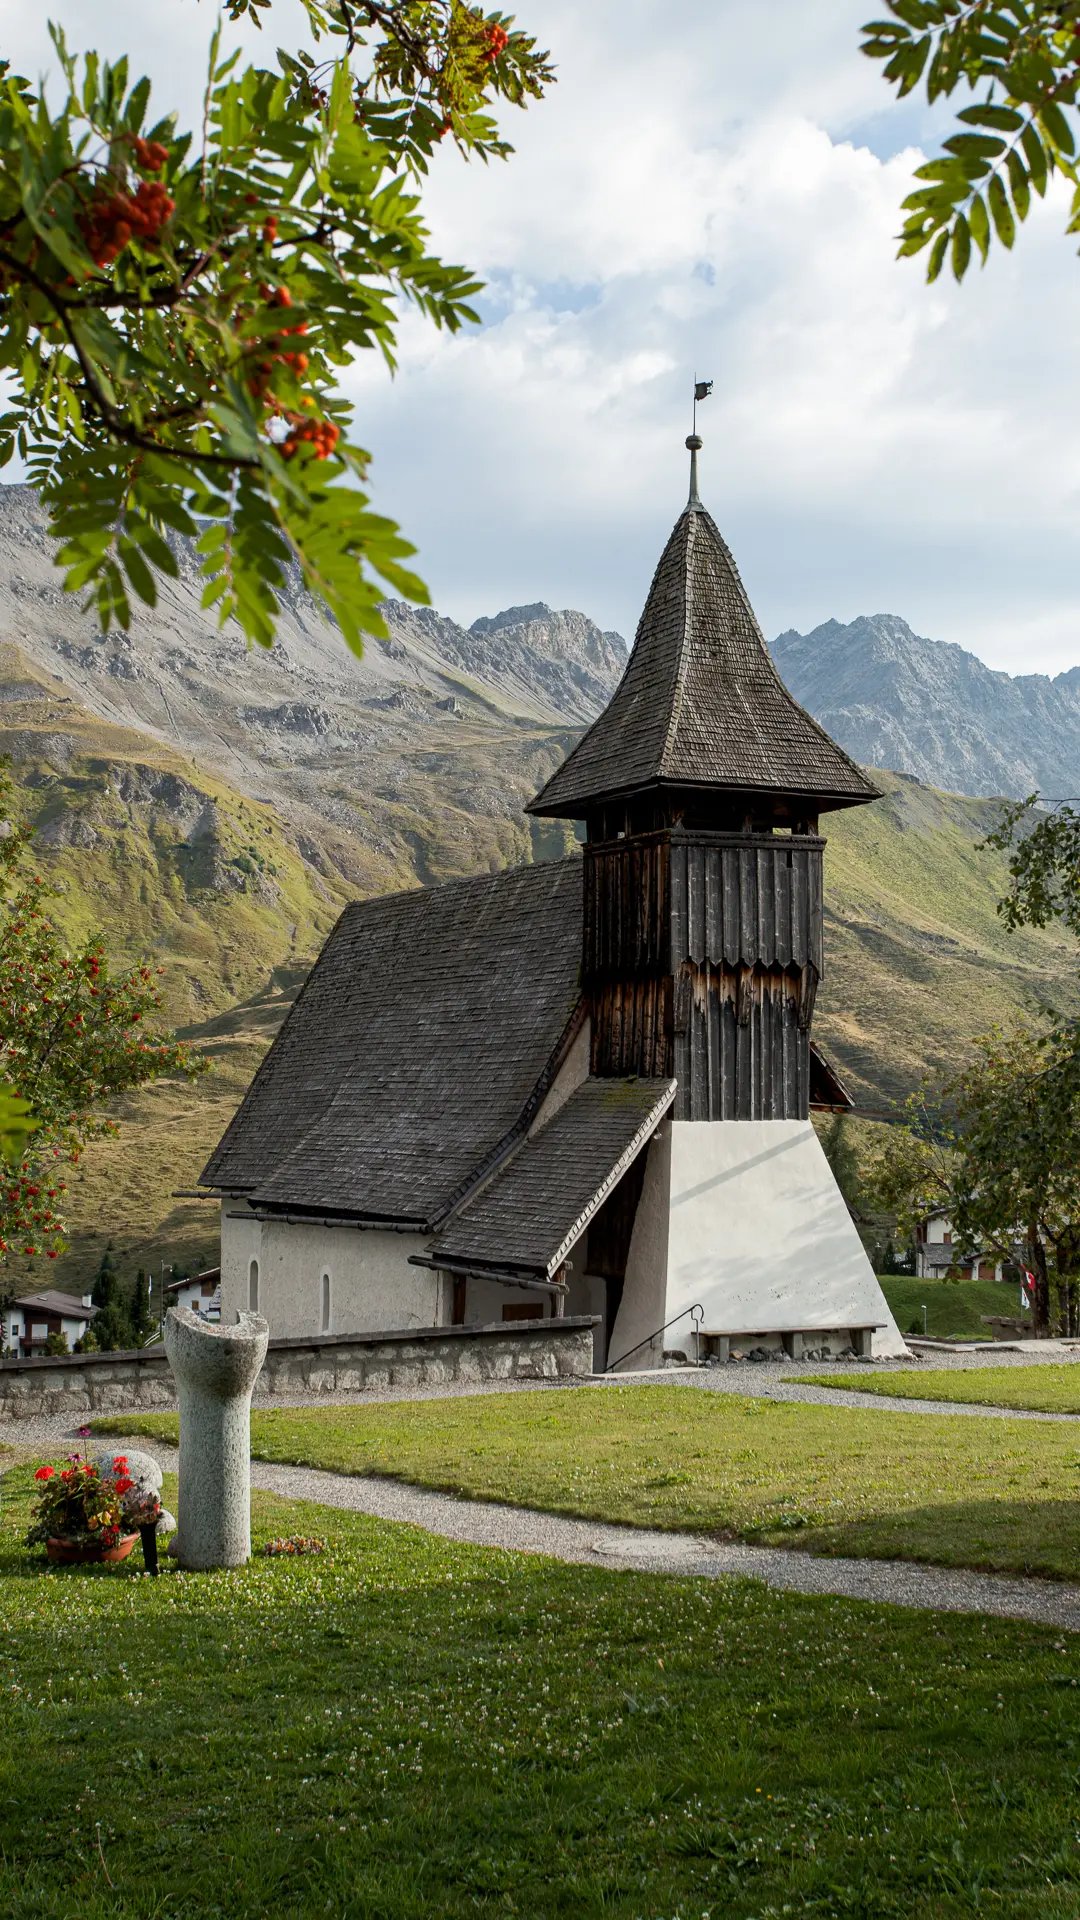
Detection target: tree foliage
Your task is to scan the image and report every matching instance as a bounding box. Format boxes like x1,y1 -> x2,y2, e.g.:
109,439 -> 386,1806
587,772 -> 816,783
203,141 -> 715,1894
0,769 -> 205,1262
866,1023 -> 1080,1334
862,1 -> 1080,280
818,1112 -> 862,1209
0,3 -> 552,650
984,791 -> 1080,936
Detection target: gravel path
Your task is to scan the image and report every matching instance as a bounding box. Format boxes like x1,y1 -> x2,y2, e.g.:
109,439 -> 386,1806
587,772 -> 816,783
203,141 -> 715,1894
34,1430 -> 1079,1633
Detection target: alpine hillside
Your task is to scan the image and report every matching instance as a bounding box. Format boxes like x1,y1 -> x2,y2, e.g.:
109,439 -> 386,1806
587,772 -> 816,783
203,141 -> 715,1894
0,484 -> 1075,1293
772,613 -> 1080,801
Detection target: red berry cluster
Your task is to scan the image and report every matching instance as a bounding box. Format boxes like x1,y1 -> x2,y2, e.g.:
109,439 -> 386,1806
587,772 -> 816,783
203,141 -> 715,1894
78,179 -> 175,269
245,286 -> 310,401
485,23 -> 510,59
128,135 -> 169,173
280,415 -> 340,460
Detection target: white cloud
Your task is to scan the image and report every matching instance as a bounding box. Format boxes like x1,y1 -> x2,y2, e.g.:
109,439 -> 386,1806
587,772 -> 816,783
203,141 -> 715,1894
4,0 -> 1080,671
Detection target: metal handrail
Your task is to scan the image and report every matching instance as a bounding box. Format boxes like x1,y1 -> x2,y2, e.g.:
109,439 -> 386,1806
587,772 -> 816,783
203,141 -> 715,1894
604,1302 -> 704,1373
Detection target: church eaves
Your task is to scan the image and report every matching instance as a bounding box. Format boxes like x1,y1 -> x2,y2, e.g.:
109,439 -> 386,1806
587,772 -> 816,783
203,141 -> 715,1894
528,469 -> 880,820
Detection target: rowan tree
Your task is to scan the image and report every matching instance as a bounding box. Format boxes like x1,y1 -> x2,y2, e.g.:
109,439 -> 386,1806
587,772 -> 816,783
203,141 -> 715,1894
0,767 -> 205,1263
863,2 -> 1080,280
0,3 -> 551,651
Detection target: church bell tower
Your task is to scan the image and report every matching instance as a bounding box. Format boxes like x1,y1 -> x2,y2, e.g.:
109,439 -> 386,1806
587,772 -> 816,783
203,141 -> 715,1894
528,433 -> 906,1364
528,433 -> 879,1121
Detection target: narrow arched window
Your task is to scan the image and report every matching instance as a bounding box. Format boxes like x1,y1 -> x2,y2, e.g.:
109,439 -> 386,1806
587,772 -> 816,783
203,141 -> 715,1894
248,1258 -> 259,1313
321,1271 -> 331,1334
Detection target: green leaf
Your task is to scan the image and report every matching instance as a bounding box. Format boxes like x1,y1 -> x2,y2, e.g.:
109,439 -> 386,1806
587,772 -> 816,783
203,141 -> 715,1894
1006,148 -> 1030,221
0,1085 -> 38,1163
988,172 -> 1016,246
943,133 -> 1006,159
957,104 -> 1024,132
926,228 -> 949,282
1039,100 -> 1075,158
118,537 -> 157,607
1021,121 -> 1049,194
951,211 -> 971,280
969,191 -> 990,261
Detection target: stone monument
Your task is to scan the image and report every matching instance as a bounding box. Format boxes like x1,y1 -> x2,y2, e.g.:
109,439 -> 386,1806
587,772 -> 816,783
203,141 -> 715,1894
164,1307 -> 269,1570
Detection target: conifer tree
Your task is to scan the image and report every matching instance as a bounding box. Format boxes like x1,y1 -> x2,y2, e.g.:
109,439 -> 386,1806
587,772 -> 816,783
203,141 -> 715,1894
129,1267 -> 152,1343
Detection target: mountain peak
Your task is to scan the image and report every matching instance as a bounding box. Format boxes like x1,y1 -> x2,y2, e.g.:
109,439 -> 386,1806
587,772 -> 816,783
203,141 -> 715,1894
772,612 -> 1080,800
470,603 -> 554,635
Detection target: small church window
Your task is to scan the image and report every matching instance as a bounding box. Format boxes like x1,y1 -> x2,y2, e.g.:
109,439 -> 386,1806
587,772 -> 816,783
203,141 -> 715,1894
248,1259 -> 259,1313
321,1271 -> 331,1333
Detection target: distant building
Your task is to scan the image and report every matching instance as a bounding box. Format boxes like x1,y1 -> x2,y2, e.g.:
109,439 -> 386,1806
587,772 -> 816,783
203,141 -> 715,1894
915,1210 -> 1007,1283
202,438 -> 908,1364
164,1267 -> 221,1321
3,1290 -> 96,1357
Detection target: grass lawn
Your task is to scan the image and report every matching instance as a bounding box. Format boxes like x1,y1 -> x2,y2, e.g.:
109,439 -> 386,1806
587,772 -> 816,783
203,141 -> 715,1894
804,1364 -> 1080,1416
1,1458 -> 1079,1918
878,1276 -> 1029,1340
101,1385 -> 1080,1582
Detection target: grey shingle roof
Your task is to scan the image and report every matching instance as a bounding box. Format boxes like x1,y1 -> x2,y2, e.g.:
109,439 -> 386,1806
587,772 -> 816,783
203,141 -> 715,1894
12,1291 -> 96,1320
201,860 -> 585,1225
421,1076 -> 676,1279
528,503 -> 879,818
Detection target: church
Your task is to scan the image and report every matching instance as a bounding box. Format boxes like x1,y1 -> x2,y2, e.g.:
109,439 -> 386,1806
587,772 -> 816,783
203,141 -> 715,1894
201,438 -> 907,1365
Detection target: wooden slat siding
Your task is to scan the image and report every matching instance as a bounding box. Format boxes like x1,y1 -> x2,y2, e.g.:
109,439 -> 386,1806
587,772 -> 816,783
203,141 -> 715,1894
691,981 -> 708,1117
584,829 -> 821,1119
670,839 -> 688,960
756,844 -> 770,962
803,852 -> 818,975
777,848 -> 793,966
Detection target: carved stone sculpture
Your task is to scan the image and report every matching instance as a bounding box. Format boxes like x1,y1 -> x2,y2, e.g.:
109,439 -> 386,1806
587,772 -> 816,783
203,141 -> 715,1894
164,1307 -> 269,1570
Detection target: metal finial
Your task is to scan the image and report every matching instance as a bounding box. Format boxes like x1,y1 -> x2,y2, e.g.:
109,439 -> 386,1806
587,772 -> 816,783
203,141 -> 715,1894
686,433 -> 703,508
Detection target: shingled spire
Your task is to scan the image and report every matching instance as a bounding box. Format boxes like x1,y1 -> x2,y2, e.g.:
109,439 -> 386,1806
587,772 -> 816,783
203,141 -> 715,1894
528,438 -> 878,825
526,435 -> 879,1123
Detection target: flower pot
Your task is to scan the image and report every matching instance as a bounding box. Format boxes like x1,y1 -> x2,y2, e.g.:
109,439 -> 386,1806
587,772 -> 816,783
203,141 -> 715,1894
46,1533 -> 139,1566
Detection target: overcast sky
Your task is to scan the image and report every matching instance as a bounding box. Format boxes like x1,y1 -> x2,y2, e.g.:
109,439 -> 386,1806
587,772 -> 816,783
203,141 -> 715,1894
5,0 -> 1080,672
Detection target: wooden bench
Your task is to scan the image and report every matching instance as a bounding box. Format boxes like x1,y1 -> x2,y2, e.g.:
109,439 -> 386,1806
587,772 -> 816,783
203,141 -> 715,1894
699,1325 -> 881,1363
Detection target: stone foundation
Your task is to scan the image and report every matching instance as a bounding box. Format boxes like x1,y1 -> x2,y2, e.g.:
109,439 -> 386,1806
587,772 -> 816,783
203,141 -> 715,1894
0,1317 -> 599,1421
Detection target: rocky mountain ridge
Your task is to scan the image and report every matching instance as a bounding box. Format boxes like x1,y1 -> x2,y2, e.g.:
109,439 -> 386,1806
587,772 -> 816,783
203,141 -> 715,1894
772,613 -> 1080,801
0,484 -> 626,894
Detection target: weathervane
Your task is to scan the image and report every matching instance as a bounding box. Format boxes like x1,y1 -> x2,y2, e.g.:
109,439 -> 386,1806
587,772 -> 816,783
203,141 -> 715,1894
692,376 -> 713,436
687,376 -> 712,507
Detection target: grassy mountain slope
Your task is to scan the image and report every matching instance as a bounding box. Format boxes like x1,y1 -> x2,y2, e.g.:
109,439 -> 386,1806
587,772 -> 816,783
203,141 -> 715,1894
817,771 -> 1079,1106
2,667 -> 1075,1298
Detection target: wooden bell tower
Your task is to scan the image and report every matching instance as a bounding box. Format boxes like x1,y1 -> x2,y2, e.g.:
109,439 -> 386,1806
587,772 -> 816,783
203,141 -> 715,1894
528,435 -> 879,1122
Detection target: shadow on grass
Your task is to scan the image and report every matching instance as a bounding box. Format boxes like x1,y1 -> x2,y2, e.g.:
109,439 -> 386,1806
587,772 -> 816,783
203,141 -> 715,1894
755,1495 -> 1080,1583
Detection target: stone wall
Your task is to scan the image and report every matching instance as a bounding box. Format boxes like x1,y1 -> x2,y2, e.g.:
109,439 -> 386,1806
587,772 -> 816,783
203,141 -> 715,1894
0,1316 -> 599,1422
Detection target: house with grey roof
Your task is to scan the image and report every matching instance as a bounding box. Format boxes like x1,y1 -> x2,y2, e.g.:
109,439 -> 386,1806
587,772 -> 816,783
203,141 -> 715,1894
3,1289 -> 97,1357
202,437 -> 906,1364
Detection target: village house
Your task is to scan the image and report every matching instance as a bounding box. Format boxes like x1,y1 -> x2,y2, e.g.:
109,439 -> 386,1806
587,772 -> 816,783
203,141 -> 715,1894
164,1267 -> 222,1321
200,439 -> 907,1365
2,1289 -> 97,1357
915,1209 -> 1010,1284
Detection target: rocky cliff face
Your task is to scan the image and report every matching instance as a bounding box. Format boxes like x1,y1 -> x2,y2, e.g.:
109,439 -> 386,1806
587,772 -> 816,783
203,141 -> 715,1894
465,604 -> 627,721
772,613 -> 1080,801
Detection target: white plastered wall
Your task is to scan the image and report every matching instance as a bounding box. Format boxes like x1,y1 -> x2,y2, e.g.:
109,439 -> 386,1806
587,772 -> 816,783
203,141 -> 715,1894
219,1201 -> 438,1338
461,1275 -> 558,1323
608,1121 -> 907,1365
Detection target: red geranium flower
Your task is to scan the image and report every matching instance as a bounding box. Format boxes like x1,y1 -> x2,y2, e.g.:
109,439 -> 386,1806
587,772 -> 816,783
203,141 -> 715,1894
34,1465 -> 55,1481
